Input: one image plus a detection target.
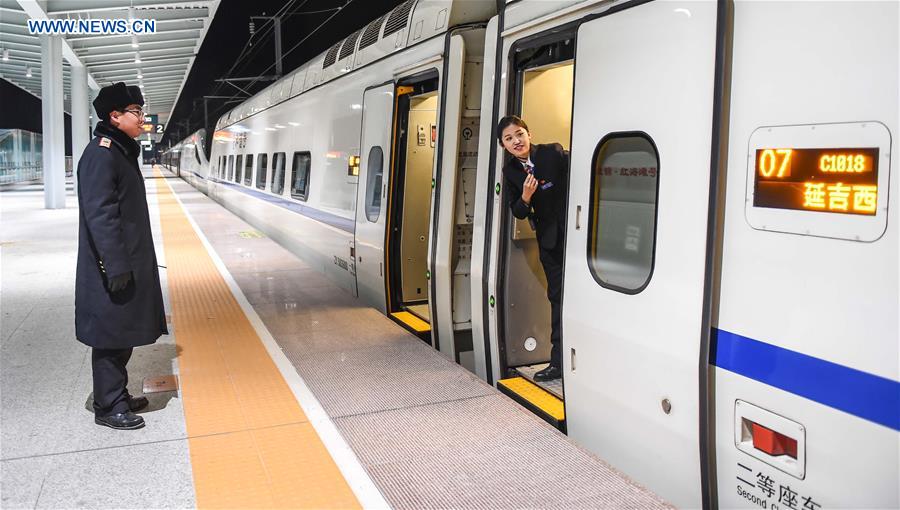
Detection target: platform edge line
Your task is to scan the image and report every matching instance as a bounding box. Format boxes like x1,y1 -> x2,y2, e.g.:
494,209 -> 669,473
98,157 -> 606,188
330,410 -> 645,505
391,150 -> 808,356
157,169 -> 391,510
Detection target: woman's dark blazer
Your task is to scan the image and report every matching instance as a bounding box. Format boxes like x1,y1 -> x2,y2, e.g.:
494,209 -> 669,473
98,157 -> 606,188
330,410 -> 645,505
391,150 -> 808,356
502,143 -> 569,250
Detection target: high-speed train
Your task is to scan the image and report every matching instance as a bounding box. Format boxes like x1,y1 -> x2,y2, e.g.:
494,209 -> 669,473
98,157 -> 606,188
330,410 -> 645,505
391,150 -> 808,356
162,1 -> 899,508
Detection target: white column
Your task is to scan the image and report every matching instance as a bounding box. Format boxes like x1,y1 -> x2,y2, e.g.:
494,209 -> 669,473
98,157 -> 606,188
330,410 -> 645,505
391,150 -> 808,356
13,130 -> 22,171
70,64 -> 90,197
40,35 -> 66,209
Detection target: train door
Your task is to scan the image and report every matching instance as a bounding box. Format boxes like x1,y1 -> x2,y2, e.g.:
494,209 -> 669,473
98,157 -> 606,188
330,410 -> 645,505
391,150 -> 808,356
495,31 -> 575,415
429,29 -> 485,369
562,1 -> 720,508
385,71 -> 439,337
354,83 -> 394,313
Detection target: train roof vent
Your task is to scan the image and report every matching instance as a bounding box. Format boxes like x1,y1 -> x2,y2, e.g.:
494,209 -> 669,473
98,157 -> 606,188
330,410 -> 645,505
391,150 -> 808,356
359,13 -> 387,51
383,0 -> 415,38
322,41 -> 341,68
338,29 -> 363,61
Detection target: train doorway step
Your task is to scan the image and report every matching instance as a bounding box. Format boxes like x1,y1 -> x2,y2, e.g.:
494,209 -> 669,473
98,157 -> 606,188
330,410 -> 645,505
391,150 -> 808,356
516,363 -> 564,400
406,303 -> 429,323
498,376 -> 565,432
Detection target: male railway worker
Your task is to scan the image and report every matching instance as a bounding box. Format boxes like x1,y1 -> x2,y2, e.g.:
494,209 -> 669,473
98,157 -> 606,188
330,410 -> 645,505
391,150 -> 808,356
499,115 -> 568,382
76,82 -> 167,430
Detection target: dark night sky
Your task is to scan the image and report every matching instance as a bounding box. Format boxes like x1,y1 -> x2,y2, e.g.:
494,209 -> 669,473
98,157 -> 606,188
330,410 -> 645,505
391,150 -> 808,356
163,0 -> 405,145
0,0 -> 405,152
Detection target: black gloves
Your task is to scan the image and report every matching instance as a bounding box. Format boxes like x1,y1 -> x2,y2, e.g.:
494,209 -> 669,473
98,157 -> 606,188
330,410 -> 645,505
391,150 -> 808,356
107,272 -> 132,292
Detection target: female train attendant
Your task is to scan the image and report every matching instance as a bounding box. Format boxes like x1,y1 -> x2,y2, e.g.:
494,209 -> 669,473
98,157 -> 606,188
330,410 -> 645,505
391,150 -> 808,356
499,116 -> 568,381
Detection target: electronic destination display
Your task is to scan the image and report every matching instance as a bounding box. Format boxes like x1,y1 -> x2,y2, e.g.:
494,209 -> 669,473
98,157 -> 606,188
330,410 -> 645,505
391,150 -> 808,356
753,147 -> 879,216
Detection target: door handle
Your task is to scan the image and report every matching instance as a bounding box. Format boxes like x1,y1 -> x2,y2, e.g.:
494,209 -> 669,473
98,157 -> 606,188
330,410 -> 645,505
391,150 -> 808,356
575,205 -> 582,230
734,400 -> 806,479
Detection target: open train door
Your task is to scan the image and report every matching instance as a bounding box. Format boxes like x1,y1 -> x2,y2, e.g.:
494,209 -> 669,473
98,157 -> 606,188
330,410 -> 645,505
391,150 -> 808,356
430,32 -> 480,365
562,1 -> 721,508
354,82 -> 394,313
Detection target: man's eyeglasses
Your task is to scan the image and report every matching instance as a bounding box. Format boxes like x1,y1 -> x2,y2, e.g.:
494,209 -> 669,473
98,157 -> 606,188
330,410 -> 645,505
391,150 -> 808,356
123,108 -> 145,120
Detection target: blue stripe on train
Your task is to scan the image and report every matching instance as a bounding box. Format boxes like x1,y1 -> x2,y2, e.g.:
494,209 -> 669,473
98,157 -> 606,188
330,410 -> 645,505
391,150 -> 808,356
212,179 -> 355,234
711,328 -> 900,431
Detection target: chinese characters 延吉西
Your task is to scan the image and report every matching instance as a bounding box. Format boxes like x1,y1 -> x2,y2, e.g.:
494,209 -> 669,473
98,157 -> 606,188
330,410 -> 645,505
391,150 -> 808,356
803,182 -> 877,213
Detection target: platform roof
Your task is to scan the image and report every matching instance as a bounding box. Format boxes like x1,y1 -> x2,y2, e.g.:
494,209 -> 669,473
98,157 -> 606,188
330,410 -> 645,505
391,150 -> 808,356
0,0 -> 219,124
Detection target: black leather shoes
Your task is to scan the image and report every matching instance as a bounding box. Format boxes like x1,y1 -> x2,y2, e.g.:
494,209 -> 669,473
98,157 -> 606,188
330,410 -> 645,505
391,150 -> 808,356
127,395 -> 149,412
95,411 -> 145,430
534,365 -> 562,382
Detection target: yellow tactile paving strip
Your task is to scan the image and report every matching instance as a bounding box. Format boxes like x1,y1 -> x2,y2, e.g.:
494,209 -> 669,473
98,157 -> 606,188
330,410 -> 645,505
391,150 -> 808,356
153,167 -> 361,509
390,311 -> 431,333
498,377 -> 565,422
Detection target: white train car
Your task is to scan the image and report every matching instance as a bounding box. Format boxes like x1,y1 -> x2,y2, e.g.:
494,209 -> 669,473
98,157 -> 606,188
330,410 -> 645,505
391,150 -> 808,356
162,129 -> 209,195
164,1 -> 899,508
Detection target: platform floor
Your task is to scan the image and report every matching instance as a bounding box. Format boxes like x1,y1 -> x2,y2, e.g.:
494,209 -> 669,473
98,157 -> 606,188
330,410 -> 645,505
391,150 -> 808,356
0,168 -> 669,509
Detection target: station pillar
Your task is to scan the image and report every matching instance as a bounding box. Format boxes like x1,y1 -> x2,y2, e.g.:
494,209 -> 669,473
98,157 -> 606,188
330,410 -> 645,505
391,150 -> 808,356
40,35 -> 66,209
70,64 -> 91,197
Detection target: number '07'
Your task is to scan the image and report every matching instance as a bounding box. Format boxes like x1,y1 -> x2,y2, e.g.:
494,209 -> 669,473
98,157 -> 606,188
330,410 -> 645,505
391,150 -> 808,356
759,149 -> 793,178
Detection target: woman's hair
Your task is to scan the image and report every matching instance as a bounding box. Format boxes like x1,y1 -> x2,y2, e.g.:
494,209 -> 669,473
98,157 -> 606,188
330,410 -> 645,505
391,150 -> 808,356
496,115 -> 529,145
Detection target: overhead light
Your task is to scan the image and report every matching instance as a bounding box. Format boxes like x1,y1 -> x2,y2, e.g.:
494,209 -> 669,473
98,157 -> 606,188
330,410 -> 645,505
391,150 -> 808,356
131,35 -> 139,49
25,67 -> 32,78
138,83 -> 144,88
134,52 -> 141,64
136,70 -> 143,79
2,49 -> 9,62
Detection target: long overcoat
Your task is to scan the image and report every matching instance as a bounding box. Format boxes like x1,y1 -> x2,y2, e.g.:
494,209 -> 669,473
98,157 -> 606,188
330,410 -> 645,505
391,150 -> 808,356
75,121 -> 167,348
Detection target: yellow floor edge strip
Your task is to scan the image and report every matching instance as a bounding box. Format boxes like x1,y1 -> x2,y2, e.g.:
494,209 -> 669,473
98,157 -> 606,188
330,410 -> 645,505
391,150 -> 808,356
390,311 -> 431,333
153,168 -> 361,509
498,377 -> 565,422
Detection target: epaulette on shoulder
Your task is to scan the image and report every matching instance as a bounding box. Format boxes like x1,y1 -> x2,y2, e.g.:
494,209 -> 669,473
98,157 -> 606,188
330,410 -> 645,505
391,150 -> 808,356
98,137 -> 111,149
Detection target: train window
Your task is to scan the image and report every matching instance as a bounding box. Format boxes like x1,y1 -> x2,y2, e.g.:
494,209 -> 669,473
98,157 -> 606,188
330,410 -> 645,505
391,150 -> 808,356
291,151 -> 311,201
364,146 -> 384,222
228,155 -> 235,181
244,154 -> 253,186
271,152 -> 286,195
588,133 -> 660,294
235,155 -> 243,183
256,153 -> 268,190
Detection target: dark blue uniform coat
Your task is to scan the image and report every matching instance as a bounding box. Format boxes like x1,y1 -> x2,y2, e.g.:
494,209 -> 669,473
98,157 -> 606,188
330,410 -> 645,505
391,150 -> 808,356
502,143 -> 569,250
75,121 -> 167,348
